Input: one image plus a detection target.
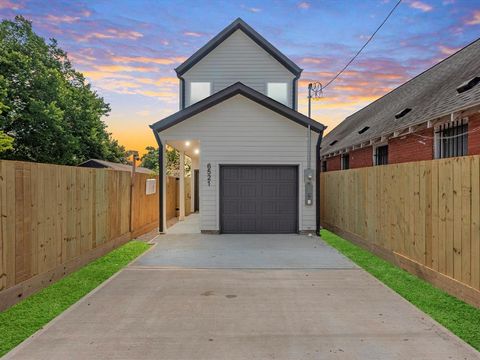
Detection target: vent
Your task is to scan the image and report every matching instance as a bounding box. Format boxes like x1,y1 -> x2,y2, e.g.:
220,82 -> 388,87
358,126 -> 370,134
329,140 -> 338,146
456,77 -> 480,94
395,108 -> 412,119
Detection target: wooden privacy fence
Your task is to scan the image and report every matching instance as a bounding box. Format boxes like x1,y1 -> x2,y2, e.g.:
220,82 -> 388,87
0,160 -> 159,310
320,155 -> 480,307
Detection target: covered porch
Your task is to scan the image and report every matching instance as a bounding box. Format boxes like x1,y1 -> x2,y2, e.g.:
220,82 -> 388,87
162,139 -> 200,234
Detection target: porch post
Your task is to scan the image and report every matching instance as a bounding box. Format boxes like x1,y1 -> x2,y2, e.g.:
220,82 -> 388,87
179,150 -> 185,221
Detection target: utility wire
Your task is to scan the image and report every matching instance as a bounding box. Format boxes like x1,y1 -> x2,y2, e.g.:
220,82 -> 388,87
323,0 -> 403,90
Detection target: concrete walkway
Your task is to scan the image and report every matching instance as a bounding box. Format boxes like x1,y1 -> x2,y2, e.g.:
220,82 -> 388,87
5,234 -> 479,360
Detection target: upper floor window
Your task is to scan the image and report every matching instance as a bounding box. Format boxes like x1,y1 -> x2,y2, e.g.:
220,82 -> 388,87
435,119 -> 468,159
267,82 -> 288,105
190,82 -> 211,104
341,153 -> 350,170
374,145 -> 388,166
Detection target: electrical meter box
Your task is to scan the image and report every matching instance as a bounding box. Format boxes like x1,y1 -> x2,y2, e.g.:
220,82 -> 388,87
304,168 -> 314,206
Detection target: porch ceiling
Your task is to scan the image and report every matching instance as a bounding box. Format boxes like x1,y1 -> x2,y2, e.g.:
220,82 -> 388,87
167,139 -> 200,159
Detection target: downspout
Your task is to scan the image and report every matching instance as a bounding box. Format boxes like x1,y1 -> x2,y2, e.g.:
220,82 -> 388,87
292,74 -> 300,111
316,130 -> 324,234
178,76 -> 186,110
152,129 -> 164,233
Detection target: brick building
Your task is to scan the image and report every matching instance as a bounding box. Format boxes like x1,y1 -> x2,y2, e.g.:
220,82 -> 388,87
320,39 -> 480,171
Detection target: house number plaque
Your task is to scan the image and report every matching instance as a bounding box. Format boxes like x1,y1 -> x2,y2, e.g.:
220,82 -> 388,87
207,163 -> 211,186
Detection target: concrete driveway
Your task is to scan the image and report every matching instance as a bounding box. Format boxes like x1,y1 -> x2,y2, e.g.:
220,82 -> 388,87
5,233 -> 479,360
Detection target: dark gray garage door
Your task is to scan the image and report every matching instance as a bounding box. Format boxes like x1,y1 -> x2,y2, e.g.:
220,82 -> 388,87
220,165 -> 298,234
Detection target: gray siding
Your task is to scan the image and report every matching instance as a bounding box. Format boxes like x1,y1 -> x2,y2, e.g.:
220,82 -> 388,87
183,30 -> 296,108
160,95 -> 317,232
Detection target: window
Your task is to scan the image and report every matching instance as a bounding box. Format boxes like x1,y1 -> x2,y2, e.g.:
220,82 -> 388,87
267,82 -> 288,104
190,82 -> 211,104
374,145 -> 388,166
341,154 -> 349,170
435,119 -> 468,159
321,161 -> 327,172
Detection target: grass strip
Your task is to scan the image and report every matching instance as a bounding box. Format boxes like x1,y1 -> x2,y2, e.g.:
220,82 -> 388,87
320,229 -> 480,351
0,240 -> 150,356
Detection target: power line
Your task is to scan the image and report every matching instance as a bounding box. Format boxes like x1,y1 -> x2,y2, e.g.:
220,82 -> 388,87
323,0 -> 403,90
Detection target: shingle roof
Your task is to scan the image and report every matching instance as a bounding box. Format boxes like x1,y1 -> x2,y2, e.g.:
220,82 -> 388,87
150,82 -> 325,133
321,38 -> 480,157
78,159 -> 155,174
175,18 -> 302,77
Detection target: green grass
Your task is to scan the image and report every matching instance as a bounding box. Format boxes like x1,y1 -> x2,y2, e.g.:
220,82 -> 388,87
0,240 -> 150,357
320,229 -> 480,351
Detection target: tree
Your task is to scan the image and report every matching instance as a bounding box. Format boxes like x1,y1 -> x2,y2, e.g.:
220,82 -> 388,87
0,16 -> 127,165
140,145 -> 191,176
140,146 -> 159,173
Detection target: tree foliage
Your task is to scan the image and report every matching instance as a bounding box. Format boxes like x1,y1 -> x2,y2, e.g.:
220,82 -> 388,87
0,16 -> 127,165
140,145 -> 191,176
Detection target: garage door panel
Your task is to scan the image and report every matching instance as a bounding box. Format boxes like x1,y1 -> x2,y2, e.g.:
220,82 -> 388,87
220,165 -> 298,234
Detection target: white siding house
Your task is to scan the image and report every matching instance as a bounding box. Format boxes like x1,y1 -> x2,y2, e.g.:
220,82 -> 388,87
151,18 -> 325,234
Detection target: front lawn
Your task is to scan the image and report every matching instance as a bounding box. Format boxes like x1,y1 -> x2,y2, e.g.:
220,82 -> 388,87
320,229 -> 480,351
0,240 -> 150,357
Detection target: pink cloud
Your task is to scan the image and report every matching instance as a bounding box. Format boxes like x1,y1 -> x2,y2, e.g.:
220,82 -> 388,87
111,55 -> 186,65
45,14 -> 81,23
438,44 -> 460,55
298,2 -> 310,9
408,1 -> 433,12
300,57 -> 327,65
183,31 -> 204,37
465,10 -> 480,25
0,0 -> 22,9
74,28 -> 143,42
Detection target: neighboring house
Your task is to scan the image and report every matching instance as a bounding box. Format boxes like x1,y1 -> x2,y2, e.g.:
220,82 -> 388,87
321,38 -> 480,171
150,18 -> 325,234
78,159 -> 155,174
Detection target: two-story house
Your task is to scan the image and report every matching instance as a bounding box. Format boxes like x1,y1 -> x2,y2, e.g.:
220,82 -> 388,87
150,18 -> 325,234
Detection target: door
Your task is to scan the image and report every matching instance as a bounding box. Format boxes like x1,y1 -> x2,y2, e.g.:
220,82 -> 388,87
194,169 -> 199,212
220,165 -> 298,234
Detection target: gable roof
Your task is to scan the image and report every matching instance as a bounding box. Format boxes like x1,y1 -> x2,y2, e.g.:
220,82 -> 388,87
150,82 -> 325,133
78,159 -> 155,174
321,38 -> 480,157
175,18 -> 302,77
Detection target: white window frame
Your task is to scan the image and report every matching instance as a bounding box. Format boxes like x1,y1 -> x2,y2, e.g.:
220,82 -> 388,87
190,82 -> 211,105
434,117 -> 469,159
266,82 -> 288,105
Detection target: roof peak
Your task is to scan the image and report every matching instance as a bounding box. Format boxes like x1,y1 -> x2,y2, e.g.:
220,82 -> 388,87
175,18 -> 302,77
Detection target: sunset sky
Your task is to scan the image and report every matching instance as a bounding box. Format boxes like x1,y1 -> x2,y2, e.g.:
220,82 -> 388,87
0,0 -> 479,154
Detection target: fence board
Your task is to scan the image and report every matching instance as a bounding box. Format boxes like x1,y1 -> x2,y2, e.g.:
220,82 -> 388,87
0,160 -> 161,310
321,155 -> 480,307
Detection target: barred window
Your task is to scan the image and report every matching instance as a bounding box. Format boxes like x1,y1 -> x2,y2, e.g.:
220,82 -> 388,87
435,119 -> 468,159
321,161 -> 327,172
341,153 -> 349,170
374,145 -> 388,166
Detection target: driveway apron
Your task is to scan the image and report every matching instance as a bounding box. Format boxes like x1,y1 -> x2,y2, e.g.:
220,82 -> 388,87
4,233 -> 479,360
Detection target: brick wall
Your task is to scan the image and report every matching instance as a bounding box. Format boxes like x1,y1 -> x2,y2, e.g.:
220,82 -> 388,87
388,128 -> 434,164
350,147 -> 373,169
326,155 -> 341,171
468,113 -> 480,155
322,112 -> 480,171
